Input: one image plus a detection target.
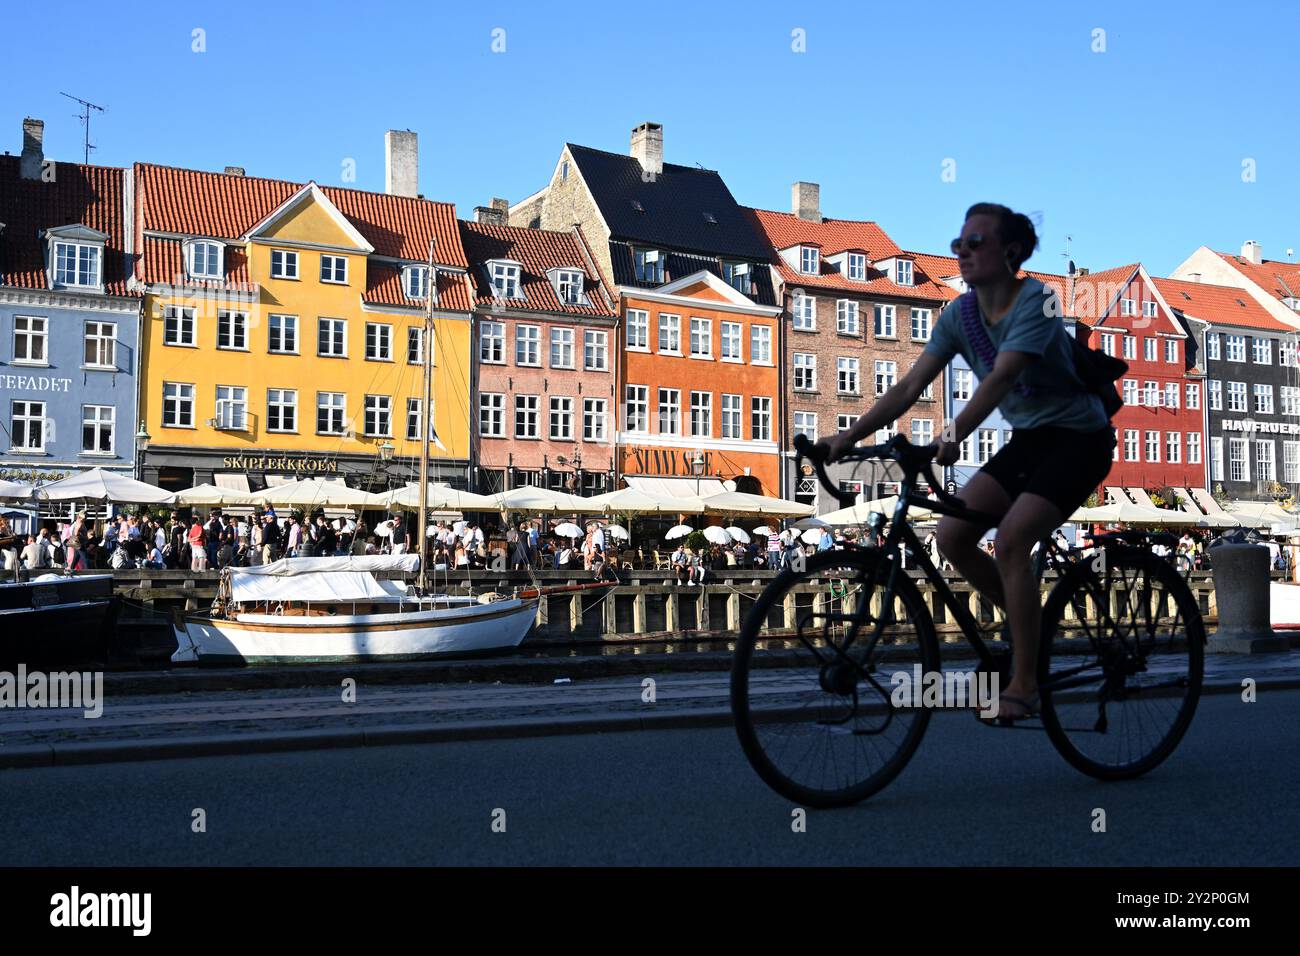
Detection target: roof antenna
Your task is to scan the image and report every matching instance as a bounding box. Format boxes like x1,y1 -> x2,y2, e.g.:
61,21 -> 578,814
1062,235 -> 1075,275
60,91 -> 106,164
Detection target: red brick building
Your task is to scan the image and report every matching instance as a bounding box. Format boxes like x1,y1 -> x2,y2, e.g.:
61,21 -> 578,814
747,188 -> 954,505
460,215 -> 618,495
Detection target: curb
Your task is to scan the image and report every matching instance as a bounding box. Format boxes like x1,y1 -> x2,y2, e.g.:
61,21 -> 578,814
2,675 -> 1296,771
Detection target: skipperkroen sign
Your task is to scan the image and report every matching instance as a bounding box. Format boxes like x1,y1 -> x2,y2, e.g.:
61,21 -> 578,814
221,454 -> 339,473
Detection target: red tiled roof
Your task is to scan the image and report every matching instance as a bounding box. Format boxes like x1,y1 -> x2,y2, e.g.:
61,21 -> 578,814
459,220 -> 616,317
363,263 -> 473,312
747,208 -> 901,258
1153,277 -> 1295,332
1067,263 -> 1141,324
134,163 -> 467,275
746,210 -> 950,302
138,235 -> 254,289
1214,251 -> 1300,303
0,155 -> 133,296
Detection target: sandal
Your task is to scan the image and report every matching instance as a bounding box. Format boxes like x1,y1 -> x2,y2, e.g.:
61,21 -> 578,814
995,692 -> 1041,722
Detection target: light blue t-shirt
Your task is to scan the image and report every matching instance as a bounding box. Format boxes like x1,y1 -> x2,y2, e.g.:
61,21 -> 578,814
923,278 -> 1108,432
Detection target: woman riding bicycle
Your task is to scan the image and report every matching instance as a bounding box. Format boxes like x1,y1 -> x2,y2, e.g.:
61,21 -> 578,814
817,203 -> 1115,722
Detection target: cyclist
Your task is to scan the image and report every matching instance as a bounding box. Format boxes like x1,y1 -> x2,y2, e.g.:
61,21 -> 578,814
817,202 -> 1115,721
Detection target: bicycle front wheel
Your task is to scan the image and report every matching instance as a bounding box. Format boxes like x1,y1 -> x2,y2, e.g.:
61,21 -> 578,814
731,548 -> 941,808
1039,549 -> 1204,780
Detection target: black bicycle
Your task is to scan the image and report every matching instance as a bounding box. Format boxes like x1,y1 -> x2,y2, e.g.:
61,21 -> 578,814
730,434 -> 1205,808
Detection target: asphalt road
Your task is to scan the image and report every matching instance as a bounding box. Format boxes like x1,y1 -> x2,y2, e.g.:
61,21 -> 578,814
1,688 -> 1296,866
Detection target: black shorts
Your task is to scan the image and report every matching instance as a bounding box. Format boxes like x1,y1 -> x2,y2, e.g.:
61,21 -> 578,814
980,425 -> 1116,515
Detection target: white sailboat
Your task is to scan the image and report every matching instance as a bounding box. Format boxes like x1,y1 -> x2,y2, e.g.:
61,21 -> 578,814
174,241 -> 542,664
172,555 -> 538,663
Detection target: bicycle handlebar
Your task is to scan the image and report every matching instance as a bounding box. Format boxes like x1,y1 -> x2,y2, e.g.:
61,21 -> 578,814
793,433 -> 967,513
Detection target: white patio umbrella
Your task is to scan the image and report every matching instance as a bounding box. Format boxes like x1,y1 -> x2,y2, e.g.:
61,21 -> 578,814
726,526 -> 751,543
492,486 -> 594,513
0,479 -> 34,501
257,478 -> 380,509
792,515 -> 831,530
174,483 -> 261,507
379,484 -> 501,512
605,524 -> 630,540
665,524 -> 694,540
697,490 -> 814,517
800,527 -> 824,545
37,467 -> 174,504
752,525 -> 775,537
703,525 -> 731,545
555,522 -> 584,538
585,486 -> 704,515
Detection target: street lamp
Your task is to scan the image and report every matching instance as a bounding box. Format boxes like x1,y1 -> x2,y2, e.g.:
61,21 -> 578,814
691,448 -> 706,496
377,440 -> 395,462
134,421 -> 151,482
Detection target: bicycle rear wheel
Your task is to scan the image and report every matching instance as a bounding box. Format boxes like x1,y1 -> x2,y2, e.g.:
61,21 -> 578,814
1039,549 -> 1204,780
731,548 -> 941,808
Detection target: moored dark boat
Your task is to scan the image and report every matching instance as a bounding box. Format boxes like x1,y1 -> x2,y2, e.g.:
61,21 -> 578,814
0,574 -> 117,668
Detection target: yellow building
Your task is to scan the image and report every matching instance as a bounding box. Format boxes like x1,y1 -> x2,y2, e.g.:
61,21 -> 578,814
131,161 -> 474,493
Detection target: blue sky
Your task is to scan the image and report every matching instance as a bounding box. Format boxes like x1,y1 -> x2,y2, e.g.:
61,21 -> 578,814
3,0 -> 1296,276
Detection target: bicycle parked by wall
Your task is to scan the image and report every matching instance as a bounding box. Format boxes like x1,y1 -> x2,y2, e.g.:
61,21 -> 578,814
730,433 -> 1205,808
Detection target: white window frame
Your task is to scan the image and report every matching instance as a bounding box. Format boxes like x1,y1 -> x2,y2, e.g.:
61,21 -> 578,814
320,254 -> 348,285
267,388 -> 297,433
658,313 -> 681,353
317,318 -> 347,358
83,321 -> 117,370
837,357 -> 860,395
1211,437 -> 1225,482
1145,430 -> 1161,463
751,325 -> 772,364
1254,383 -> 1274,415
874,360 -> 897,396
1166,431 -> 1181,464
1226,381 -> 1247,413
480,321 -> 505,363
1100,333 -> 1115,356
847,253 -> 867,282
217,310 -> 247,351
911,418 -> 933,446
268,314 -> 298,354
489,261 -> 522,299
363,395 -> 393,438
316,392 -> 346,435
836,300 -> 860,335
800,246 -> 819,275
873,304 -> 896,339
1253,337 -> 1272,365
721,393 -> 742,439
404,265 -> 430,299
751,397 -> 772,441
657,388 -> 681,436
624,385 -> 649,433
1209,380 -> 1223,411
1124,429 -> 1139,462
793,352 -> 817,391
1144,337 -> 1158,362
10,399 -> 46,452
1225,334 -> 1246,363
582,398 -> 607,442
583,329 -> 608,371
186,240 -> 223,281
163,382 -> 195,429
626,310 -> 649,350
895,260 -> 914,286
549,327 -> 575,369
1206,332 -> 1221,361
81,404 -> 114,455
953,368 -> 973,401
1186,383 -> 1200,410
479,393 -> 505,438
1188,432 -> 1202,465
720,321 -> 743,361
549,396 -> 574,441
792,294 -> 816,331
270,249 -> 299,280
1256,439 -> 1276,481
1165,338 -> 1178,364
689,391 -> 712,437
910,308 -> 931,342
52,241 -> 102,289
793,411 -> 818,441
407,326 -> 426,366
12,316 -> 48,366
554,269 -> 584,305
514,395 -> 540,440
164,306 -> 196,347
516,325 -> 541,366
1122,335 -> 1137,360
365,322 -> 393,362
214,385 -> 248,431
689,317 -> 712,358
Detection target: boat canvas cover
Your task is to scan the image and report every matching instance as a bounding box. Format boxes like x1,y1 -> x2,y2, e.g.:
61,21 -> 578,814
233,555 -> 421,576
226,555 -> 420,604
230,570 -> 402,604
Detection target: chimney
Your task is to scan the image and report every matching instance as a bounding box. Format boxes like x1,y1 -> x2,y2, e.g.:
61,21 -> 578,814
474,198 -> 509,227
385,130 -> 418,198
1241,240 -> 1262,264
792,181 -> 820,222
223,166 -> 245,177
630,122 -> 663,177
20,117 -> 44,180
1076,267 -> 1090,277
1189,272 -> 1201,283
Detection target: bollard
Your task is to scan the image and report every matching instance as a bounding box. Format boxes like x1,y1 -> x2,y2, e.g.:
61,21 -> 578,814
1208,543 -> 1289,654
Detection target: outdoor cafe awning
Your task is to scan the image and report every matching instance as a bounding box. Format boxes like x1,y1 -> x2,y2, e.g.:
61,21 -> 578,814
624,476 -> 727,499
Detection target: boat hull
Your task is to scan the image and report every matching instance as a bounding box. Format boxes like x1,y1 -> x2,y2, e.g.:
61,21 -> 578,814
173,597 -> 539,664
0,574 -> 117,668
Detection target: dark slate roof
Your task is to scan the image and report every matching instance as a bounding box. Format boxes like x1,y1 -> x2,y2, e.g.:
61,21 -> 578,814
567,143 -> 770,260
609,241 -> 778,307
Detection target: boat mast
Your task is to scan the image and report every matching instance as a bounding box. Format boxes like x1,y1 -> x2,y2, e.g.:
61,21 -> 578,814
417,240 -> 437,592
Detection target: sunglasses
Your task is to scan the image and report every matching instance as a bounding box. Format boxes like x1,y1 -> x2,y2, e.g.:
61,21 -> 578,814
950,234 -> 986,254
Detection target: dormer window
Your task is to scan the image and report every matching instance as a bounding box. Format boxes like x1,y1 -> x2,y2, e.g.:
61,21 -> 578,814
847,253 -> 867,281
723,261 -> 752,295
489,261 -> 523,299
186,240 -> 223,280
551,269 -> 585,306
634,248 -> 663,284
800,246 -> 819,275
895,260 -> 913,286
404,265 -> 430,299
1286,297 -> 1300,312
54,241 -> 100,288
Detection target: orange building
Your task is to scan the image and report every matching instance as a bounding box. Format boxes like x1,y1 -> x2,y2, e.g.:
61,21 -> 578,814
619,271 -> 782,495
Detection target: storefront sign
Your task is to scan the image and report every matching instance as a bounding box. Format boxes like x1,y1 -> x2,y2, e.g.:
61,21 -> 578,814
222,454 -> 339,473
1222,420 -> 1300,435
0,467 -> 71,483
0,374 -> 73,393
628,448 -> 714,477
